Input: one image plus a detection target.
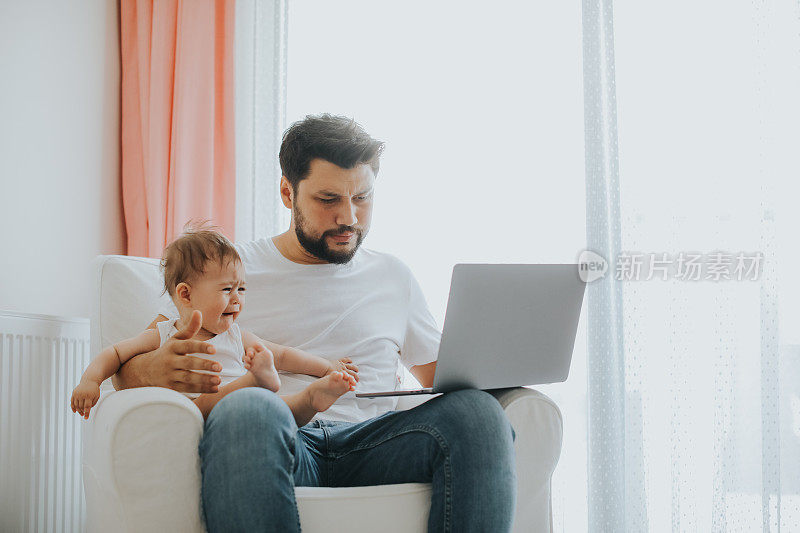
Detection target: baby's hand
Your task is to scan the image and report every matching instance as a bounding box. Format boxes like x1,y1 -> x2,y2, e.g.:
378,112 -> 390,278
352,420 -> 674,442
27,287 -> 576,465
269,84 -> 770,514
326,357 -> 359,382
71,381 -> 100,420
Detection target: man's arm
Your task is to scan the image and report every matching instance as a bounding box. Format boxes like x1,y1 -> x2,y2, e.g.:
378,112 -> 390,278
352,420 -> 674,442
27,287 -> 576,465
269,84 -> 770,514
112,310 -> 223,393
401,266 -> 441,389
410,361 -> 437,388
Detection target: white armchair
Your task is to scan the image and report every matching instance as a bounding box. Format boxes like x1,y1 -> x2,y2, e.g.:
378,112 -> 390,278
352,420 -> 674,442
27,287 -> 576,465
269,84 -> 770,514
83,255 -> 564,532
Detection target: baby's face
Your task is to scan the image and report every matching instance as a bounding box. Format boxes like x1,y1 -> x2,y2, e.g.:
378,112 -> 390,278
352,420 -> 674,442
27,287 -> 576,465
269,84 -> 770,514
189,260 -> 246,335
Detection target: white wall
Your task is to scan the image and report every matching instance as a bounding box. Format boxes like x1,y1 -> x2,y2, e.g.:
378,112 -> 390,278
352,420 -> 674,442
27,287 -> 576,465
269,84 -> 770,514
0,0 -> 124,319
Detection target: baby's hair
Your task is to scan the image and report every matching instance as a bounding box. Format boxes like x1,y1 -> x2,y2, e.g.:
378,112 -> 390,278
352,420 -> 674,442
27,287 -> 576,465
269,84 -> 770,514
161,221 -> 241,298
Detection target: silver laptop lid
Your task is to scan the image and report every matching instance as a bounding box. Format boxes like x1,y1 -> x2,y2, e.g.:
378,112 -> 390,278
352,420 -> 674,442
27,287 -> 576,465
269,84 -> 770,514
433,264 -> 586,393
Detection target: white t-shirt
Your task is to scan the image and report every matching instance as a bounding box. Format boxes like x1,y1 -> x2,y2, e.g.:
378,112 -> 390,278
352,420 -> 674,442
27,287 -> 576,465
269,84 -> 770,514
161,238 -> 440,423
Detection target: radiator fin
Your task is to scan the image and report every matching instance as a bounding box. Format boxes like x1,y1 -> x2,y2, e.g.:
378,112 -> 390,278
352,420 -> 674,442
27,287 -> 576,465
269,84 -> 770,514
0,313 -> 90,532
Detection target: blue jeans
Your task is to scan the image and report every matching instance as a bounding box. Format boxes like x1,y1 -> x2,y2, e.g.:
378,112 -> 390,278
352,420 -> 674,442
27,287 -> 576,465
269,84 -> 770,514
199,388 -> 517,532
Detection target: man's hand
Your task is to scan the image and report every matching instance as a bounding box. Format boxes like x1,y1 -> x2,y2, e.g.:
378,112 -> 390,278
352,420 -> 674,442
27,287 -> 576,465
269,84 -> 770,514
115,311 -> 222,393
325,357 -> 359,382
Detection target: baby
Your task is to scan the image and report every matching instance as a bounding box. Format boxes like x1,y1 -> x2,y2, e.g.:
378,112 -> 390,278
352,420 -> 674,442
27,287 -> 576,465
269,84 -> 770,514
71,227 -> 359,421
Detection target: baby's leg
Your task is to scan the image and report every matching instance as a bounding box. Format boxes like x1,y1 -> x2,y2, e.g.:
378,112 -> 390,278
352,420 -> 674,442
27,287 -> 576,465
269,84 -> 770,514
279,372 -> 356,427
305,371 -> 356,413
243,346 -> 281,392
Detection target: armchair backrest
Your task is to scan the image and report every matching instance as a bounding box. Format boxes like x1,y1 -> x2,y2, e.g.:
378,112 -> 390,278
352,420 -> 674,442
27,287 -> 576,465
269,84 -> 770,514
90,254 -> 422,395
91,255 -> 171,358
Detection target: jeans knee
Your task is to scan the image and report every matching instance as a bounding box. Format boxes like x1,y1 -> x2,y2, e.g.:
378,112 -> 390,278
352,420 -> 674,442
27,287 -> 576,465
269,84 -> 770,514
436,389 -> 514,451
205,387 -> 296,443
449,389 -> 507,422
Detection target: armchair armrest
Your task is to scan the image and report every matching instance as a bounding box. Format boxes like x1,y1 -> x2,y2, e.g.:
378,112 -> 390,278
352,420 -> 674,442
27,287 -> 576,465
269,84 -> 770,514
82,387 -> 206,533
83,386 -> 562,533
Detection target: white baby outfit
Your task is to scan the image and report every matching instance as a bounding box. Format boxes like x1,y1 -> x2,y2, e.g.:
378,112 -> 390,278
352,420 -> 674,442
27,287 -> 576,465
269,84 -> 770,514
156,319 -> 247,399
160,238 -> 441,423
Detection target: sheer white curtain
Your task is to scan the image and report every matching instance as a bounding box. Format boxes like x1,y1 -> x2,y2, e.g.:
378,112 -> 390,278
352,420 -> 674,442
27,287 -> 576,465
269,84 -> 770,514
285,1 -> 588,528
587,0 -> 800,531
242,0 -> 800,530
235,0 -> 290,241
284,0 -> 585,331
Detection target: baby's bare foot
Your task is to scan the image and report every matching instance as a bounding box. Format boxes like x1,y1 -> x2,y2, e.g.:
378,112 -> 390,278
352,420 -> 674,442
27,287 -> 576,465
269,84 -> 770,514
244,347 -> 281,392
307,371 -> 356,413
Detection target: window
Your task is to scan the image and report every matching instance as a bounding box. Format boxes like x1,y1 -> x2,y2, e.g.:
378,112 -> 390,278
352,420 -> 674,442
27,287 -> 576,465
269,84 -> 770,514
287,3 -> 588,529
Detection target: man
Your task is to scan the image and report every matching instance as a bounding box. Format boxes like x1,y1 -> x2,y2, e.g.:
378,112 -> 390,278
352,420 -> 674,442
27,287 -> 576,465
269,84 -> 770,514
113,114 -> 516,532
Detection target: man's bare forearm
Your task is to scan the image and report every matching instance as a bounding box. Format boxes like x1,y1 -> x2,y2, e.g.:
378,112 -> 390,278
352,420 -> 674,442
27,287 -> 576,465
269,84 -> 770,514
112,351 -> 155,390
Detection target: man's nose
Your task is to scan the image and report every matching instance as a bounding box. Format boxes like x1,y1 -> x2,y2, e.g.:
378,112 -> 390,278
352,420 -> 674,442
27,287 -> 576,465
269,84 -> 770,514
336,199 -> 358,227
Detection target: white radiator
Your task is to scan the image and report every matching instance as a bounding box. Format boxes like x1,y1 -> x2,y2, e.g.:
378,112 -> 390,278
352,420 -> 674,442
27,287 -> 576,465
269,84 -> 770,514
0,311 -> 90,532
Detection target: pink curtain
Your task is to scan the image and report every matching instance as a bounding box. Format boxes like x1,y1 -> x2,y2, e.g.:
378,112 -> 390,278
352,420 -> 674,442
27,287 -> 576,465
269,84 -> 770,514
121,0 -> 235,257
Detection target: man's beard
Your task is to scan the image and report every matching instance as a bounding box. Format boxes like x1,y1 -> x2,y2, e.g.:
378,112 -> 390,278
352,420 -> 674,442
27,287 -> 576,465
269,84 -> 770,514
293,204 -> 365,264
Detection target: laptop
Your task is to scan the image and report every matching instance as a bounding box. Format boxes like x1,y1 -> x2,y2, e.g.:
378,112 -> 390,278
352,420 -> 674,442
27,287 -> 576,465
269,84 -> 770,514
356,264 -> 587,398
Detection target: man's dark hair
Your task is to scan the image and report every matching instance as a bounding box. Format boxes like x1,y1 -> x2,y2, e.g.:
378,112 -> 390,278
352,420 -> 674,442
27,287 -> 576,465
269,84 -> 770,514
279,114 -> 385,190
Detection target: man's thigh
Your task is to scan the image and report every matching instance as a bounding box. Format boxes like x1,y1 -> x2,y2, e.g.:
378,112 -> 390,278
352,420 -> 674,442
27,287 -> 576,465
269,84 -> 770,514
320,389 -> 513,487
293,422 -> 328,487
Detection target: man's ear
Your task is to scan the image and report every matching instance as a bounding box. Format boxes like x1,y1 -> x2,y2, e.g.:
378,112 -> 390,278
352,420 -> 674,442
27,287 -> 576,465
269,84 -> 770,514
280,176 -> 294,210
175,283 -> 192,306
